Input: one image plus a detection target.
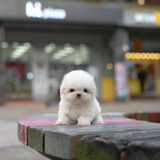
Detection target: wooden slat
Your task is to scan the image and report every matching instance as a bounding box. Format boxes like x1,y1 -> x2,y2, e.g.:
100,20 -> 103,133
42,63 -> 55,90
77,130 -> 160,160
28,122 -> 160,160
17,117 -> 57,145
28,126 -> 45,153
128,138 -> 160,160
17,121 -> 29,145
18,116 -> 140,145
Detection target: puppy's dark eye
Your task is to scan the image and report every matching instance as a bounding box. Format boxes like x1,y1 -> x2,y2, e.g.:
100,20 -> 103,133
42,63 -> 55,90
70,89 -> 75,92
84,88 -> 88,92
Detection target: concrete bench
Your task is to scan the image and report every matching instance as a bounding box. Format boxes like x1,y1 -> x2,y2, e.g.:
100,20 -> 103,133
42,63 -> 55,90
17,114 -> 160,160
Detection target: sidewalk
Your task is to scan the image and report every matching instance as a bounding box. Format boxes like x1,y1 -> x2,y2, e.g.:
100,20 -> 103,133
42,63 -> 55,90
0,98 -> 160,160
1,98 -> 160,121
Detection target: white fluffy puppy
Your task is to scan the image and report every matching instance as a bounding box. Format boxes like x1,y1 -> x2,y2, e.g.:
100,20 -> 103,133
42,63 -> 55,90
56,70 -> 104,126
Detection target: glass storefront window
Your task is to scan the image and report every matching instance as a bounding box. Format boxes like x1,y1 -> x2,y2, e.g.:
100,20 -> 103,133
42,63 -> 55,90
126,36 -> 160,97
1,42 -> 91,101
1,42 -> 32,99
44,43 -> 91,101
44,43 -> 91,75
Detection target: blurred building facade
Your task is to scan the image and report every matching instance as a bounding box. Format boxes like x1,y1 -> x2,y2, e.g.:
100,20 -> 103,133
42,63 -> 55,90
0,0 -> 160,104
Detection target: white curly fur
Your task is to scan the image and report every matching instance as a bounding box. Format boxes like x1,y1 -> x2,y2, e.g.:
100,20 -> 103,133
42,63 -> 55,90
56,70 -> 104,126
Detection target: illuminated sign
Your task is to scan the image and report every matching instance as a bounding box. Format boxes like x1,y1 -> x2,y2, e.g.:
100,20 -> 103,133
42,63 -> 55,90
134,12 -> 156,24
26,1 -> 66,19
124,10 -> 160,27
134,12 -> 160,26
125,52 -> 160,60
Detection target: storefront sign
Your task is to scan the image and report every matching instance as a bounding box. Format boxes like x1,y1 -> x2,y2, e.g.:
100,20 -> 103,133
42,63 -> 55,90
26,1 -> 66,19
123,10 -> 160,27
134,12 -> 156,24
0,0 -> 122,25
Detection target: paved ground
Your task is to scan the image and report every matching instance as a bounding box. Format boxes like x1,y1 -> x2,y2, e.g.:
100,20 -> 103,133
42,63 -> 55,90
0,98 -> 160,160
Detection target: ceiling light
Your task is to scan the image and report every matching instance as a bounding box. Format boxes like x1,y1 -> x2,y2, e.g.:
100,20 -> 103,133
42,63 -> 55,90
138,0 -> 145,5
106,63 -> 113,70
74,59 -> 82,65
45,43 -> 56,53
64,43 -> 71,48
24,42 -> 31,49
155,53 -> 160,60
146,53 -> 150,60
53,54 -> 62,59
125,52 -> 160,60
27,72 -> 33,80
122,44 -> 129,52
59,48 -> 74,55
65,48 -> 74,53
12,42 -> 19,48
45,47 -> 52,53
17,47 -> 28,52
125,52 -> 130,59
79,44 -> 87,50
1,42 -> 8,48
11,45 -> 29,59
49,43 -> 56,48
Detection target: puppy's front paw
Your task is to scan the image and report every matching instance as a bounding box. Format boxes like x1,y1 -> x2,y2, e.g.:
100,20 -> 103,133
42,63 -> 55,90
92,115 -> 104,124
77,117 -> 90,126
77,121 -> 90,126
55,120 -> 69,125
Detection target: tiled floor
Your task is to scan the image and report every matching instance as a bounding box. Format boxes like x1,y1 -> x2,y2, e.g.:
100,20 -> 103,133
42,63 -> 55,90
0,146 -> 48,160
0,121 -> 20,147
0,120 -> 49,160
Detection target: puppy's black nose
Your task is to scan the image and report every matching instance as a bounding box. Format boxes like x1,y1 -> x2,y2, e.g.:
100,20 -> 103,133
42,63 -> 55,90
77,94 -> 81,99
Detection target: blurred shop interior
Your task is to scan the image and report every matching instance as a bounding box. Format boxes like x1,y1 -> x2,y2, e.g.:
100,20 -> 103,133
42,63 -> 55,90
126,35 -> 160,97
1,42 -> 91,100
0,0 -> 160,104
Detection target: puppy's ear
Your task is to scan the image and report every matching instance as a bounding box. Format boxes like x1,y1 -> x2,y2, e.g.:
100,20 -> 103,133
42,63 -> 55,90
91,85 -> 96,94
90,77 -> 96,94
60,85 -> 66,95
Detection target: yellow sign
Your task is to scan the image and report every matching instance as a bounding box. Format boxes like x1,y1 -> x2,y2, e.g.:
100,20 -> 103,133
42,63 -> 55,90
101,77 -> 115,100
129,79 -> 141,95
155,12 -> 160,26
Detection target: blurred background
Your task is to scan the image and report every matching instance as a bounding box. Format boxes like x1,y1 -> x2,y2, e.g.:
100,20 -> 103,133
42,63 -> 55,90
0,0 -> 160,159
0,0 -> 160,104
